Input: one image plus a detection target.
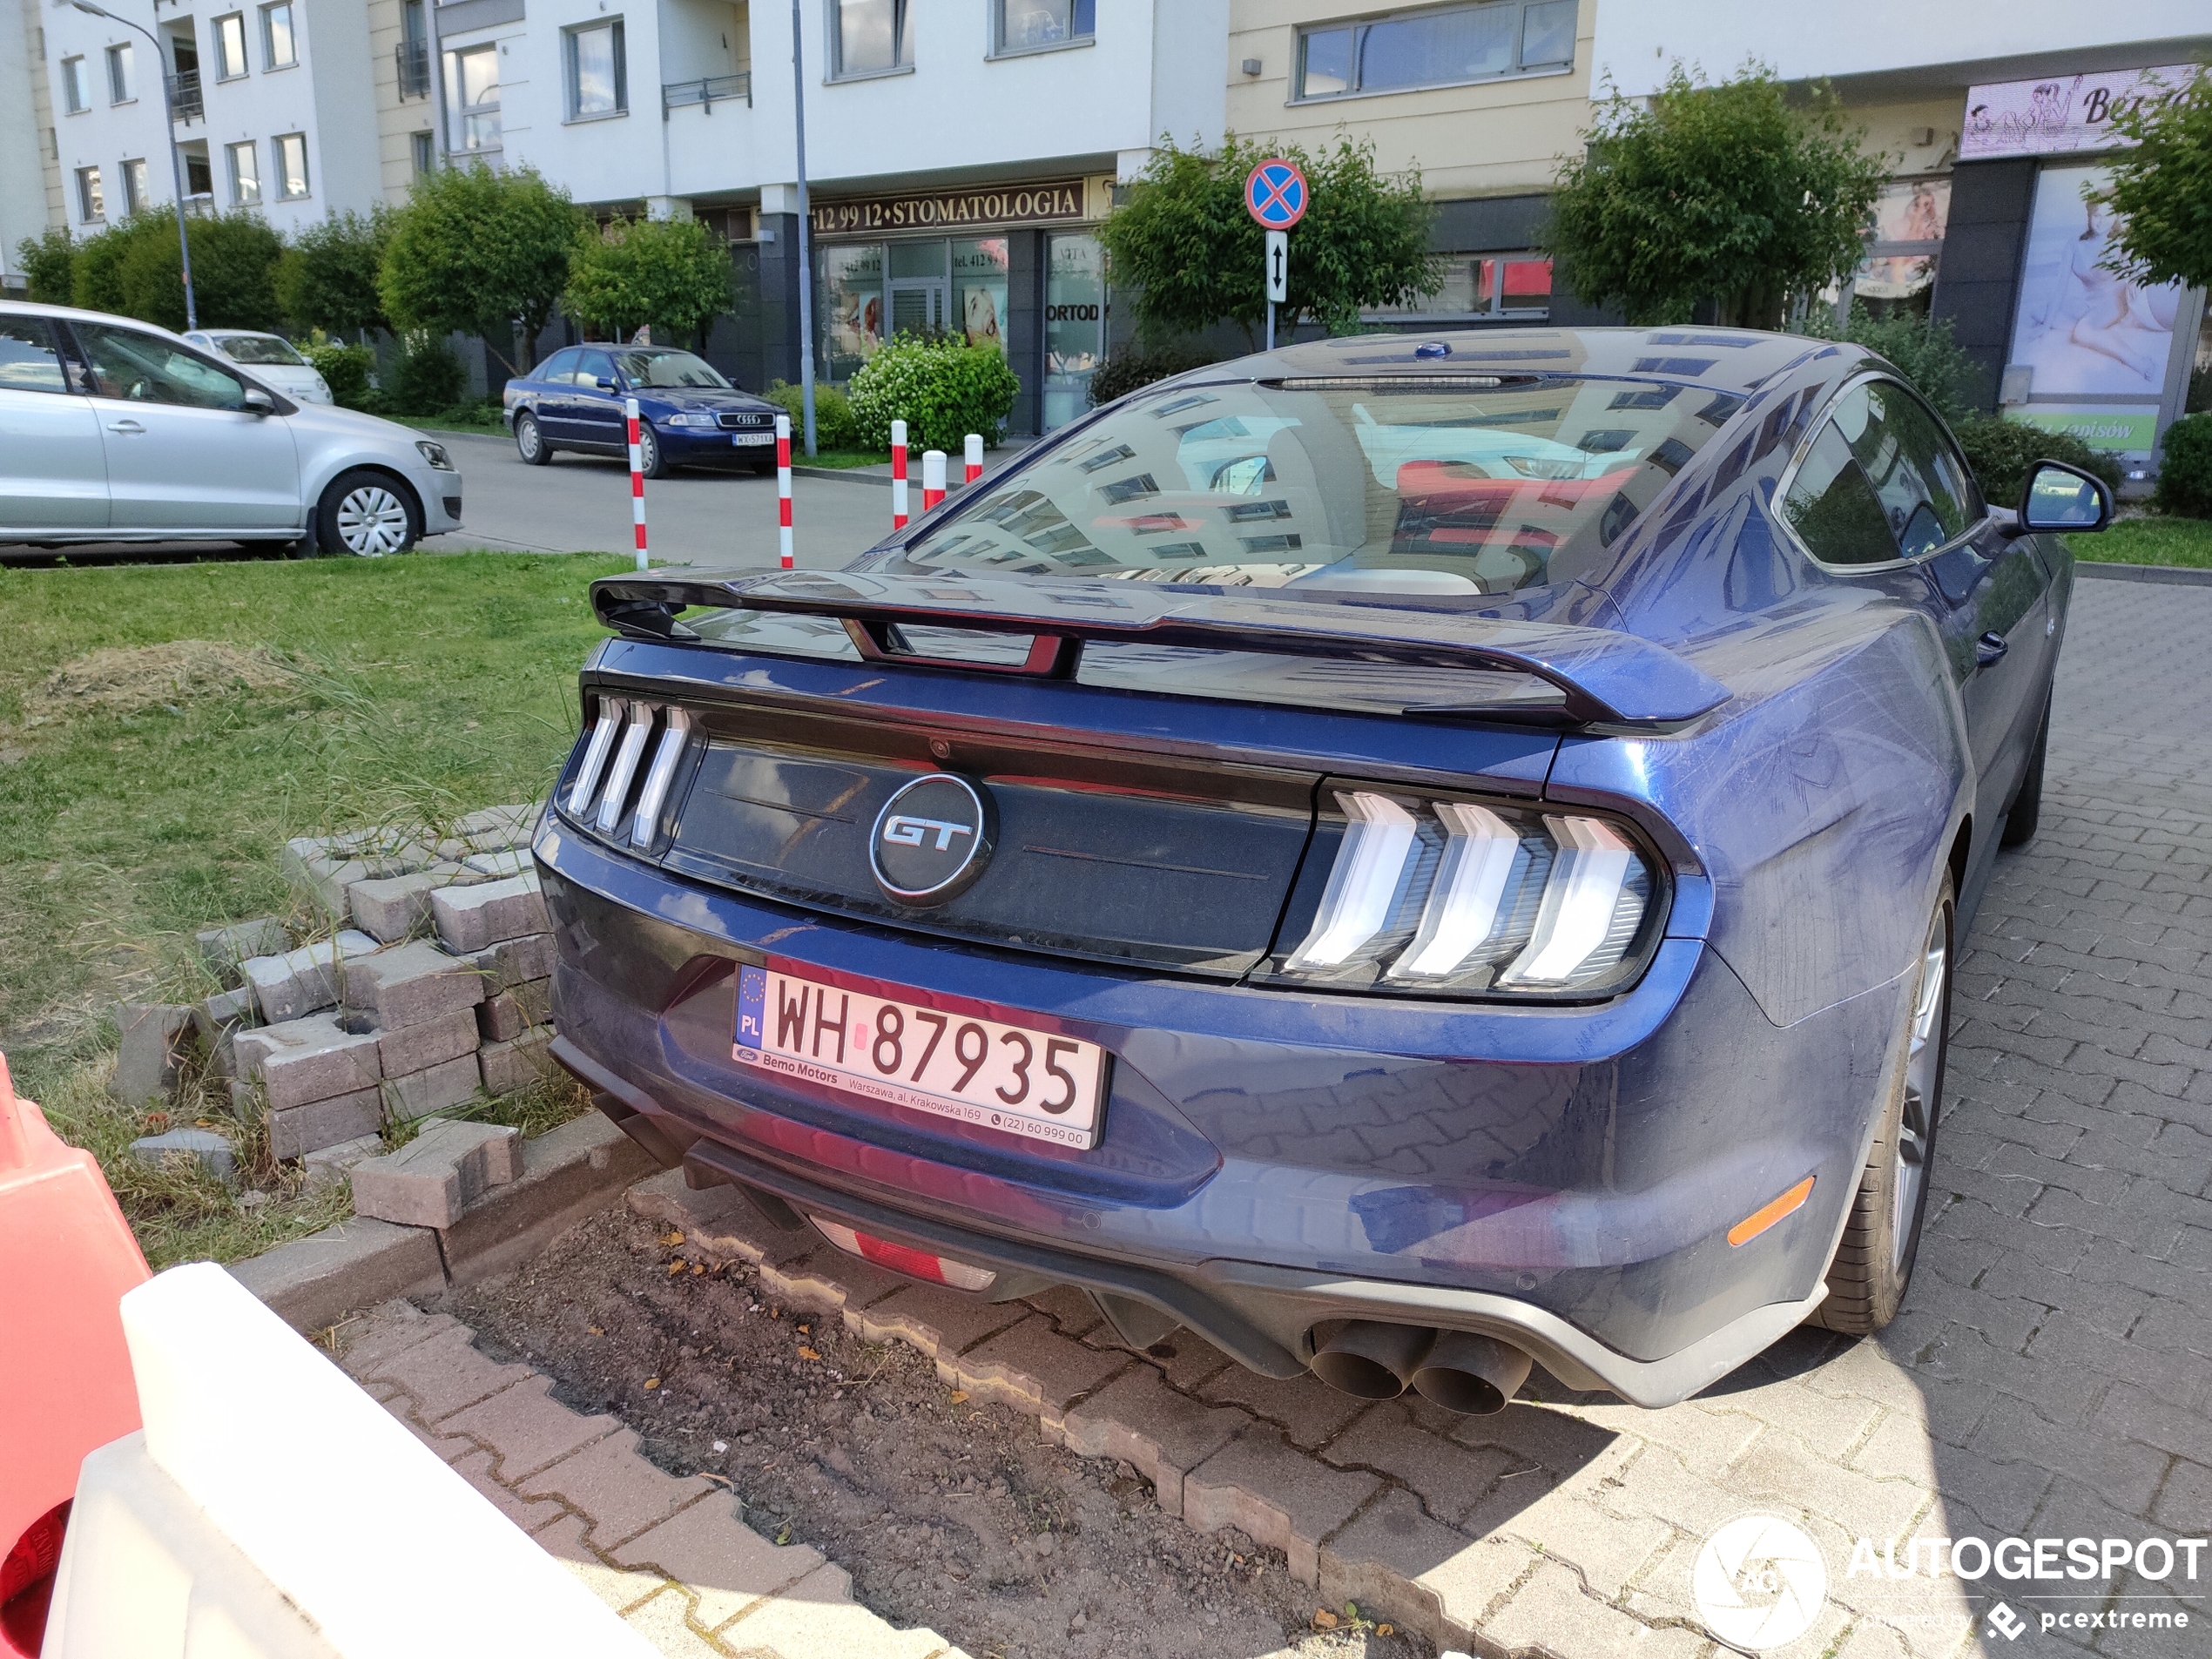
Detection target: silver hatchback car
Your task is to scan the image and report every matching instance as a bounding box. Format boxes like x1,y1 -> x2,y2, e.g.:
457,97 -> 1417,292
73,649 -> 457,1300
0,301 -> 462,556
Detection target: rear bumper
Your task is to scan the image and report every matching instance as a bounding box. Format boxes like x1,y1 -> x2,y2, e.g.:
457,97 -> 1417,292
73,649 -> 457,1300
537,815 -> 1904,1406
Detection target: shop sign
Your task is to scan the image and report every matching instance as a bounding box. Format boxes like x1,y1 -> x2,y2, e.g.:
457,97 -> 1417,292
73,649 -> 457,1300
1963,65 -> 2202,159
2004,408 -> 2159,455
812,180 -> 1086,235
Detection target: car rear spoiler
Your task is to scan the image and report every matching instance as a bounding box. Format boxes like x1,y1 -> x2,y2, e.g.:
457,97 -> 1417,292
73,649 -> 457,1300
588,570 -> 1731,730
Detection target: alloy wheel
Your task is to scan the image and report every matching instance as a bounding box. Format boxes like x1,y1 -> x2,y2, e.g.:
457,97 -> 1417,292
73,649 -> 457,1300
517,415 -> 542,460
335,485 -> 411,556
1893,907 -> 1950,1271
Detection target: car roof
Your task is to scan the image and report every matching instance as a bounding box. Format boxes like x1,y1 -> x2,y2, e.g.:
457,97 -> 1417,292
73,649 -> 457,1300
2,298 -> 193,341
1254,325 -> 1844,397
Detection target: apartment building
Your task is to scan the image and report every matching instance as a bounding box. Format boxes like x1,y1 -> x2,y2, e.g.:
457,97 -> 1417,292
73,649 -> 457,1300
2,0 -> 64,289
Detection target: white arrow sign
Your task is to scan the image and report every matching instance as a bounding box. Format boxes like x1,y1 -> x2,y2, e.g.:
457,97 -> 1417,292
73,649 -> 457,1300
1265,229 -> 1287,304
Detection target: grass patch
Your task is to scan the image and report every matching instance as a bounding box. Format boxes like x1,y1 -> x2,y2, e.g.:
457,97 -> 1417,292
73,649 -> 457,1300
406,410 -> 509,438
2079,515 -> 2212,570
793,448 -> 893,470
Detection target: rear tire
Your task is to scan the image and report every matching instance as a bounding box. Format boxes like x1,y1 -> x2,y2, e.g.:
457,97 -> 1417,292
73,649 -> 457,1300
515,411 -> 552,466
1814,873 -> 1953,1335
2000,697 -> 2049,848
314,469 -> 420,557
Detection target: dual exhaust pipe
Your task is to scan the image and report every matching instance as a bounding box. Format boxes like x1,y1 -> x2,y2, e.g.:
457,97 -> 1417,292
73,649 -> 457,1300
1308,1321 -> 1533,1415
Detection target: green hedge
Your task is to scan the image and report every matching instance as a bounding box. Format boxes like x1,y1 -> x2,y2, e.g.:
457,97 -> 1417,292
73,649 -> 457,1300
1954,417 -> 2123,510
2154,413 -> 2212,520
763,380 -> 859,451
846,334 -> 1019,455
307,343 -> 376,411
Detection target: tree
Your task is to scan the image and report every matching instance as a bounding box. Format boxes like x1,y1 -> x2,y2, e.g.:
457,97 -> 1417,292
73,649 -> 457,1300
277,208 -> 393,339
1545,65 -> 1887,327
2099,70 -> 2212,292
378,163 -> 583,377
16,226 -> 75,305
1097,135 -> 1437,347
1797,301 -> 1973,423
563,215 -> 732,344
71,211 -> 284,331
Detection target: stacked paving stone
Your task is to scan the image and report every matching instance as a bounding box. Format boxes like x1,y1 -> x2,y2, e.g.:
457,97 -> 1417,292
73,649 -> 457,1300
118,805 -> 563,1167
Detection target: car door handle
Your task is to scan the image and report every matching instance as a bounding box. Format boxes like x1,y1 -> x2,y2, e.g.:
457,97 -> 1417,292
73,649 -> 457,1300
1976,631 -> 2009,666
106,419 -> 145,435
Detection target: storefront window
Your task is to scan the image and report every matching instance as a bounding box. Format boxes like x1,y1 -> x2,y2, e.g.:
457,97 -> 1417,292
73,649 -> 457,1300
1365,253 -> 1551,321
820,242 -> 885,385
1044,233 -> 1104,428
1851,178 -> 1950,318
953,238 -> 1008,355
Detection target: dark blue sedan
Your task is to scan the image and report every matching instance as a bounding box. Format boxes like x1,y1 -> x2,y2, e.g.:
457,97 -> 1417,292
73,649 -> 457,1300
533,327 -> 2111,1415
502,345 -> 781,476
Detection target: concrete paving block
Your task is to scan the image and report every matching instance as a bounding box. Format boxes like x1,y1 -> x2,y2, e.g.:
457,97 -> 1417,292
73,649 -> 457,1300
1317,1486 -> 1532,1653
1182,1426 -> 1384,1586
192,985 -> 253,1053
129,1127 -> 237,1184
844,1281 -> 1029,1362
347,864 -> 481,943
624,1169 -> 816,1268
331,1299 -> 461,1379
359,1323 -> 541,1420
341,937 -> 487,1031
352,1118 -> 521,1229
227,1078 -> 260,1120
440,1373 -> 620,1482
375,1006 -> 481,1077
707,1559 -> 956,1659
269,1086 -> 383,1159
480,1031 -> 555,1096
517,1426 -> 715,1551
945,1314 -> 1132,1424
611,1493 -> 825,1629
302,1133 -> 384,1190
1197,1361 -> 1371,1453
281,831 -> 438,918
1318,1399 -> 1528,1528
432,872 -> 550,952
479,978 -> 553,1042
448,1445 -> 571,1536
111,1001 -> 192,1106
438,1110 -> 658,1286
195,915 -> 290,975
235,1011 -> 382,1111
381,1053 -> 482,1123
226,1216 -> 444,1334
241,931 -> 383,1023
1058,1364 -> 1251,1518
1483,1558 -> 1708,1659
462,848 -> 534,879
450,802 -> 543,853
455,931 -> 557,995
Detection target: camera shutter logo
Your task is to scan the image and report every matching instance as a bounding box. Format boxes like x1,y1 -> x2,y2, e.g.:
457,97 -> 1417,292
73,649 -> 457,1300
1692,1513 -> 1829,1650
869,774 -> 994,905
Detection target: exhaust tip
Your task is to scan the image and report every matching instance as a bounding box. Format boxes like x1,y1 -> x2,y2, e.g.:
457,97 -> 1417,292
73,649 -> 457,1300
1411,1330 -> 1533,1416
1308,1320 -> 1434,1400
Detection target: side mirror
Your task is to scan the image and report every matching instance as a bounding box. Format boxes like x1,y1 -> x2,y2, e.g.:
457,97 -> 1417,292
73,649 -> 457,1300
240,386 -> 276,416
2018,461 -> 2110,533
595,376 -> 617,392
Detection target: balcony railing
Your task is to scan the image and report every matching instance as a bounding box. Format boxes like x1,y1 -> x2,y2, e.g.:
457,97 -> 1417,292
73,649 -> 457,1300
662,71 -> 750,116
165,69 -> 203,122
395,39 -> 430,100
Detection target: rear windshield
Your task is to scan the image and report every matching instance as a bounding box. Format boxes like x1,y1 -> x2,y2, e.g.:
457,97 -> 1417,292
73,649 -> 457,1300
214,334 -> 307,366
875,376 -> 1742,597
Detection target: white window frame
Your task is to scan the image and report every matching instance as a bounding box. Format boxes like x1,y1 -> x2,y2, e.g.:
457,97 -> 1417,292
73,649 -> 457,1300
562,18 -> 627,122
226,138 -> 260,204
273,130 -> 309,199
409,129 -> 435,176
76,164 -> 104,222
828,0 -> 911,81
443,43 -> 502,153
1293,0 -> 1578,104
105,41 -> 134,104
62,55 -> 91,113
260,1 -> 297,70
120,157 -> 148,213
213,13 -> 250,80
990,0 -> 1094,58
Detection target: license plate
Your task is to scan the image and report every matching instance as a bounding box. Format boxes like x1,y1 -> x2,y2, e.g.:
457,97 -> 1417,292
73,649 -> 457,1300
733,965 -> 1107,1149
731,432 -> 774,446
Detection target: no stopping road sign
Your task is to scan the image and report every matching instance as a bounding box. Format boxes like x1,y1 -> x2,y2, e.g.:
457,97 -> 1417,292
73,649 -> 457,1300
1244,158 -> 1308,230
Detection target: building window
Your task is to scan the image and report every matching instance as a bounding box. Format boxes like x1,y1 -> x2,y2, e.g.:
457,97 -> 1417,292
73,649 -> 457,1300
410,130 -> 435,175
105,41 -> 134,103
226,138 -> 260,203
995,0 -> 1092,53
120,157 -> 148,213
273,131 -> 308,198
444,44 -> 501,152
1043,232 -> 1106,428
214,13 -> 249,79
1296,0 -> 1575,101
1367,252 -> 1553,320
76,165 -> 104,222
261,2 -> 295,69
62,55 -> 90,113
184,148 -> 213,197
397,0 -> 429,98
832,0 -> 908,78
564,19 -> 625,119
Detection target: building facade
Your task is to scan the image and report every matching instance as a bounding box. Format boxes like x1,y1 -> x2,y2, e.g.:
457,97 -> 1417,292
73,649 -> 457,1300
3,0 -> 66,290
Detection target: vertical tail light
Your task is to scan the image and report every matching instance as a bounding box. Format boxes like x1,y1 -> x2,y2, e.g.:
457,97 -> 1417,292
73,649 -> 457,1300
563,697 -> 697,848
594,701 -> 658,835
566,696 -> 627,816
629,708 -> 695,847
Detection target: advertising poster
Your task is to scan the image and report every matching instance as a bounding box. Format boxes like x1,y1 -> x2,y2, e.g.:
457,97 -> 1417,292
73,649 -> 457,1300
1856,178 -> 1950,301
1963,65 -> 2202,159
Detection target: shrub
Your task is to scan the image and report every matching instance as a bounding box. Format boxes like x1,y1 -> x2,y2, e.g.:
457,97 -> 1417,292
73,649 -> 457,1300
16,226 -> 76,305
71,210 -> 285,333
308,342 -> 376,410
1087,347 -> 1211,408
1954,416 -> 2124,509
1797,303 -> 1973,425
762,380 -> 859,450
845,334 -> 1019,455
277,209 -> 391,338
380,163 -> 583,381
564,215 -> 732,343
2155,413 -> 2212,520
385,334 -> 467,415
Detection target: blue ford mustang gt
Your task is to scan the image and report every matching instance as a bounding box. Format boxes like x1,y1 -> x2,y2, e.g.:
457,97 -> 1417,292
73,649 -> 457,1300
502,344 -> 781,476
534,327 -> 2110,1413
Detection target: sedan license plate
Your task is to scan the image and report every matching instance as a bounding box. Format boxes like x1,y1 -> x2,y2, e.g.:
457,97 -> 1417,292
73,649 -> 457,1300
734,965 -> 1106,1149
731,432 -> 774,446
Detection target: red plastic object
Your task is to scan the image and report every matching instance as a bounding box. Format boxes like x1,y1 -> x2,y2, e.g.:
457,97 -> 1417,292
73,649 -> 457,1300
0,1051 -> 149,1656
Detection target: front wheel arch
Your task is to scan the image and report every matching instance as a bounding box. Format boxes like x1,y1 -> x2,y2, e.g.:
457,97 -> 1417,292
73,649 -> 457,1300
314,467 -> 423,556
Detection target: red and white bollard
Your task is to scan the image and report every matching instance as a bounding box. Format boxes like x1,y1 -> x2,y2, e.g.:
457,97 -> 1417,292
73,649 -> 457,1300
775,413 -> 793,570
921,449 -> 947,513
890,419 -> 909,531
624,396 -> 649,570
964,433 -> 983,487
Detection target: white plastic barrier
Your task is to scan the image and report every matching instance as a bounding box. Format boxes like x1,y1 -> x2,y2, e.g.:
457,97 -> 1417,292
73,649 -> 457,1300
42,1263 -> 658,1659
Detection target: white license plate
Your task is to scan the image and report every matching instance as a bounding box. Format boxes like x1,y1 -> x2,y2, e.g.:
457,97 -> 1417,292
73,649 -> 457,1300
734,964 -> 1107,1149
731,432 -> 774,446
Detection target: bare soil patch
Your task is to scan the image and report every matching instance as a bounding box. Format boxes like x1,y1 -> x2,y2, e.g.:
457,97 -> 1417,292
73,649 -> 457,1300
446,1210 -> 1431,1659
21,640 -> 294,725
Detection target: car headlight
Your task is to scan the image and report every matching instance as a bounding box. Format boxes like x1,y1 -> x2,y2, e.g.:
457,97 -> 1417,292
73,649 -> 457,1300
1258,789 -> 1662,998
415,440 -> 455,471
662,412 -> 720,429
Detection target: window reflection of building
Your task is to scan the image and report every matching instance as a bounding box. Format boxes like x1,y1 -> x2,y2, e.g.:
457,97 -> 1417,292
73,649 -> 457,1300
1044,233 -> 1105,428
1366,253 -> 1551,321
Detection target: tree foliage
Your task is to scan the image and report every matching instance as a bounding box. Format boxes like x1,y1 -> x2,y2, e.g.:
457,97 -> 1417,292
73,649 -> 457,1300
379,164 -> 583,376
277,208 -> 392,338
1097,134 -> 1436,345
2099,71 -> 2212,293
846,334 -> 1020,454
69,211 -> 285,332
16,226 -> 76,305
563,214 -> 733,344
1546,65 -> 1886,327
1795,301 -> 1974,423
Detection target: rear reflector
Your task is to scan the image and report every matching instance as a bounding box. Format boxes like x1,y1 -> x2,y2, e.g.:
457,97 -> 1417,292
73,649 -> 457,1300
810,1217 -> 996,1291
1727,1176 -> 1815,1247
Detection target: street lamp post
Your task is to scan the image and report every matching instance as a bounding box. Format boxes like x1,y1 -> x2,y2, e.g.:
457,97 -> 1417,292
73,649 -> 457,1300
66,0 -> 197,332
789,0 -> 816,457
